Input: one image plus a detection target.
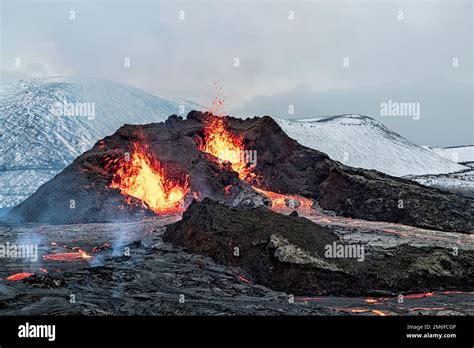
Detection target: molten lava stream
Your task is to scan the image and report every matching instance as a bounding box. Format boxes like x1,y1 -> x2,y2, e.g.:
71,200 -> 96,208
200,116 -> 251,180
109,143 -> 190,214
43,251 -> 93,261
402,292 -> 434,299
252,186 -> 314,213
6,272 -> 34,281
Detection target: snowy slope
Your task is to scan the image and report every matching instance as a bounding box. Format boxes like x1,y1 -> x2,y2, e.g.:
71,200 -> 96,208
409,169 -> 474,199
276,115 -> 468,177
0,76 -> 202,208
429,145 -> 474,165
410,146 -> 474,198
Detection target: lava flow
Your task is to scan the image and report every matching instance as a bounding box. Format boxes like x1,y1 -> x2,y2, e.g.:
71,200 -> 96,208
43,251 -> 93,261
6,272 -> 34,281
109,142 -> 190,214
252,187 -> 314,212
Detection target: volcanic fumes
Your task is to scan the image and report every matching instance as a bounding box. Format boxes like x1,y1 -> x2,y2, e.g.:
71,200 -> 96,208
107,142 -> 190,214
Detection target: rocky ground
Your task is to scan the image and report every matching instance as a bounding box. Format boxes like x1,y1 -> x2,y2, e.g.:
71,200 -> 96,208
1,206 -> 472,316
164,199 -> 474,296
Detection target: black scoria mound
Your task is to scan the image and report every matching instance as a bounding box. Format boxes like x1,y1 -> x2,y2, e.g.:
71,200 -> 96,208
163,198 -> 474,296
220,112 -> 473,233
5,110 -> 473,232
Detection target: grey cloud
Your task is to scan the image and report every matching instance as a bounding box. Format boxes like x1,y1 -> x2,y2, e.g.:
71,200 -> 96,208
0,0 -> 472,146
232,77 -> 473,147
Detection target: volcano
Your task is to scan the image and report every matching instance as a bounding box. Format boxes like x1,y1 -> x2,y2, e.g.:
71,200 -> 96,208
4,111 -> 473,233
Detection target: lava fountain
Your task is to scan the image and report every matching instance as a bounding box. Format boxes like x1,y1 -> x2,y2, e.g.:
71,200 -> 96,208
200,116 -> 250,179
109,142 -> 190,214
200,86 -> 255,181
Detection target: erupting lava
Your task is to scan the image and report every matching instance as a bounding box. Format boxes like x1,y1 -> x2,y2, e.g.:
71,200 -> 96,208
200,103 -> 314,211
201,116 -> 250,179
109,143 -> 190,214
200,85 -> 253,180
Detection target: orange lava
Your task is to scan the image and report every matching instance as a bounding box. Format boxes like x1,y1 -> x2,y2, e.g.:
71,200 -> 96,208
371,309 -> 388,316
43,251 -> 93,261
365,298 -> 379,304
351,309 -> 370,313
201,116 -> 251,180
6,272 -> 34,281
109,142 -> 189,214
403,292 -> 434,299
252,186 -> 314,212
200,85 -> 254,180
300,297 -> 323,302
442,291 -> 466,295
238,275 -> 252,285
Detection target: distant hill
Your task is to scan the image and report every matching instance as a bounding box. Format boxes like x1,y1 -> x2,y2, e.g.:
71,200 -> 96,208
276,114 -> 467,177
0,76 -> 202,207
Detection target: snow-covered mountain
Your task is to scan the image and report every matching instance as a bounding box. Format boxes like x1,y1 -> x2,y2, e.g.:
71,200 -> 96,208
408,145 -> 474,199
0,76 -> 202,208
1,78 -> 468,209
276,115 -> 468,177
429,145 -> 474,166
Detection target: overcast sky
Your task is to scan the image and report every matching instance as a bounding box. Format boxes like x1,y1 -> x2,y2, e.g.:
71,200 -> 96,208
1,0 -> 472,146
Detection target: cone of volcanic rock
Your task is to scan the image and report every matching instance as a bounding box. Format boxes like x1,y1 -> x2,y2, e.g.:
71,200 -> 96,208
5,110 -> 473,232
3,114 -> 267,224
163,199 -> 474,296
205,111 -> 472,233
